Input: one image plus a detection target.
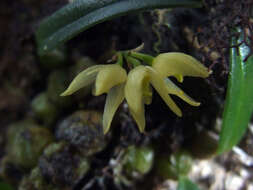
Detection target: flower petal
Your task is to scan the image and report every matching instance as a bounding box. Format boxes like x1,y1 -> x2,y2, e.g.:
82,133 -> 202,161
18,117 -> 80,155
125,66 -> 148,132
165,78 -> 200,106
130,105 -> 145,133
103,84 -> 125,134
93,64 -> 127,96
152,52 -> 211,79
147,67 -> 182,117
61,65 -> 103,96
143,83 -> 153,105
174,74 -> 184,83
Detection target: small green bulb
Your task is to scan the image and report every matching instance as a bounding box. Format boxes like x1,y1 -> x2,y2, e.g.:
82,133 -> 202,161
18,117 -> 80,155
156,151 -> 193,180
123,146 -> 154,177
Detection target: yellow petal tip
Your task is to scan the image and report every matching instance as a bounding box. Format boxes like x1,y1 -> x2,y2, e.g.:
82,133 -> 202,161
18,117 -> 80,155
172,108 -> 182,117
176,75 -> 184,83
139,129 -> 145,133
188,100 -> 201,107
175,108 -> 183,117
60,91 -> 69,96
103,127 -> 110,135
195,102 -> 201,106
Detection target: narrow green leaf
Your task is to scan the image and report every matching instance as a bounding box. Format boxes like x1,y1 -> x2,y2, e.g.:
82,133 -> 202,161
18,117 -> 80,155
177,177 -> 201,190
36,0 -> 116,44
218,32 -> 253,154
36,0 -> 202,55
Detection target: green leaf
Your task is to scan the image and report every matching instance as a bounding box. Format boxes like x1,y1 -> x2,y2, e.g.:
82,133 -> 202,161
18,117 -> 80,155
0,182 -> 14,190
177,177 -> 201,190
36,0 -> 202,55
218,31 -> 253,154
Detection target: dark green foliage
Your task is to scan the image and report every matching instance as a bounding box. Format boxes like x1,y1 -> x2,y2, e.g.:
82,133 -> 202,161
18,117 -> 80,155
0,182 -> 14,190
218,32 -> 253,153
36,0 -> 202,55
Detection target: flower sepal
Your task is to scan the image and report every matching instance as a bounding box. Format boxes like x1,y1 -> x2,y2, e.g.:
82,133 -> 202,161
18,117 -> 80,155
152,52 -> 212,81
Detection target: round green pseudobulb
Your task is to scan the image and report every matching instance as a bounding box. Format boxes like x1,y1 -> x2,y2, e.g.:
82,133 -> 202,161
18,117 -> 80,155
7,120 -> 53,169
123,146 -> 154,177
39,47 -> 67,70
156,151 -> 193,180
31,92 -> 59,126
19,167 -> 59,190
55,111 -> 109,156
38,142 -> 90,188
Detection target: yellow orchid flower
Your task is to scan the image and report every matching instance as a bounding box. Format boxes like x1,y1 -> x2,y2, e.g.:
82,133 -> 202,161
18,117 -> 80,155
125,65 -> 201,132
152,52 -> 211,82
61,52 -> 211,134
61,64 -> 127,134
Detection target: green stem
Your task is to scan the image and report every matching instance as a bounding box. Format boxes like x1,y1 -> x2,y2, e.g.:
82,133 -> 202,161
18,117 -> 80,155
116,52 -> 123,66
124,53 -> 141,67
129,52 -> 154,66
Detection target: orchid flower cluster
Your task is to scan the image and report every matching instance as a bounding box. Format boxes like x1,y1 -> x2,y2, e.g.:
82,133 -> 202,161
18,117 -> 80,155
61,51 -> 211,134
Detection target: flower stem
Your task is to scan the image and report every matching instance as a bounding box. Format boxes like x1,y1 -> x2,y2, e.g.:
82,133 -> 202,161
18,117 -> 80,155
125,54 -> 141,67
116,52 -> 123,66
129,51 -> 154,66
